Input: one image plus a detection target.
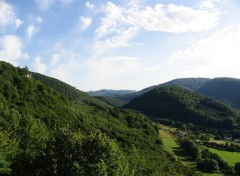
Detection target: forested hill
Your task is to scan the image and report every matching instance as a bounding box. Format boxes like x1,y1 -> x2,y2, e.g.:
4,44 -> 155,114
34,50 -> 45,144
198,77 -> 240,109
32,72 -> 88,100
87,89 -> 136,97
124,86 -> 240,129
0,61 -> 195,176
116,78 -> 210,101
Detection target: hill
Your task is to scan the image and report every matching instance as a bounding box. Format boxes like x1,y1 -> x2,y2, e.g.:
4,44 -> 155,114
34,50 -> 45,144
87,89 -> 136,97
0,61 -> 194,176
198,77 -> 240,109
94,96 -> 127,107
124,86 -> 240,129
117,78 -> 210,101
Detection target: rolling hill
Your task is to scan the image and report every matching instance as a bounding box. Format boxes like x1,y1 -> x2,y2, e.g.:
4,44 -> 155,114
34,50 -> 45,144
87,89 -> 136,97
116,78 -> 210,101
0,61 -> 194,176
198,77 -> 240,109
124,86 -> 240,129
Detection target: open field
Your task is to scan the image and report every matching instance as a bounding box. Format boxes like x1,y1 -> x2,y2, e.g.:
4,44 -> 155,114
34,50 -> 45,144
159,126 -> 196,167
206,147 -> 240,166
159,125 -> 225,176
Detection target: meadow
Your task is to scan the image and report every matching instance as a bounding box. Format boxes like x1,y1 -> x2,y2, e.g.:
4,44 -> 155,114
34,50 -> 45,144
159,125 -> 228,176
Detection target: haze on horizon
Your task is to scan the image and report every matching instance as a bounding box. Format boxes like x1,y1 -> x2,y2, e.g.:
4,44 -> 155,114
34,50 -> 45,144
1,0 -> 240,91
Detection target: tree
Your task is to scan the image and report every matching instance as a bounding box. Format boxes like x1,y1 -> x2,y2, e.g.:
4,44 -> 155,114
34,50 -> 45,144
33,129 -> 134,176
180,138 -> 200,159
79,132 -> 134,176
235,162 -> 240,175
0,132 -> 18,174
197,158 -> 219,173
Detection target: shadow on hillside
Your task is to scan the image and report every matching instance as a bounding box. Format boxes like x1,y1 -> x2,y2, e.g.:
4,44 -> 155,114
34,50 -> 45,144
172,146 -> 196,164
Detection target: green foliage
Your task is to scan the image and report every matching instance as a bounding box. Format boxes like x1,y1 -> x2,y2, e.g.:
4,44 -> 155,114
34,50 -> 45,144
79,132 -> 133,176
88,89 -> 136,97
197,158 -> 219,172
117,78 -> 210,102
0,61 -> 196,175
179,138 -> 201,159
201,149 -> 229,171
234,162 -> 240,175
198,77 -> 240,109
125,86 -> 239,129
0,132 -> 18,174
94,96 -> 126,107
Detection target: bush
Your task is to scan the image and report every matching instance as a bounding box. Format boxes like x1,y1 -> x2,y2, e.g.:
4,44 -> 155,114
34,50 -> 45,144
197,158 -> 219,172
235,162 -> 240,175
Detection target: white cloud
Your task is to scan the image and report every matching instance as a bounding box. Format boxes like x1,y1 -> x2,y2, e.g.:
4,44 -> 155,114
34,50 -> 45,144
169,25 -> 240,78
15,19 -> 24,28
85,1 -> 95,10
50,54 -> 60,66
199,0 -> 228,9
93,27 -> 138,54
0,35 -> 28,64
133,4 -> 220,32
0,1 -> 16,29
49,56 -> 144,91
36,17 -> 43,23
96,2 -> 124,38
35,0 -> 56,10
33,56 -> 47,73
27,25 -> 38,38
79,16 -> 92,31
94,1 -> 223,54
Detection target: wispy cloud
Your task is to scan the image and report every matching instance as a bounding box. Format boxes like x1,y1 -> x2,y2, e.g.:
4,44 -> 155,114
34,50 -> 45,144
26,25 -> 38,39
15,19 -> 24,28
93,27 -> 138,54
78,16 -> 92,31
0,35 -> 28,64
35,0 -> 56,10
199,0 -> 228,9
93,1 -> 223,54
33,56 -> 47,73
169,24 -> 240,77
36,17 -> 43,23
85,1 -> 95,10
0,1 -> 16,29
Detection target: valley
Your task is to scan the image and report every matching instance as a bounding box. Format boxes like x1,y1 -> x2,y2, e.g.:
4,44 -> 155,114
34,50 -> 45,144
1,61 -> 240,175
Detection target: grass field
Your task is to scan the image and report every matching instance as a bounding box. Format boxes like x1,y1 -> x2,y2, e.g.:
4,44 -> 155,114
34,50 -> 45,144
159,126 -> 196,167
206,147 -> 240,166
159,125 -> 225,176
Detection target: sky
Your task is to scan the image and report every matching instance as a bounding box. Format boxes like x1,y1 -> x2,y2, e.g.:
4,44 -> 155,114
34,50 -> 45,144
1,0 -> 240,91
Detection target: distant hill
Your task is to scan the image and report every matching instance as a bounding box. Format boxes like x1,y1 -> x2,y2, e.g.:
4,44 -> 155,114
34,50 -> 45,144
87,89 -> 136,97
198,77 -> 240,109
0,61 -> 192,175
117,78 -> 210,101
94,96 -> 126,107
124,86 -> 239,129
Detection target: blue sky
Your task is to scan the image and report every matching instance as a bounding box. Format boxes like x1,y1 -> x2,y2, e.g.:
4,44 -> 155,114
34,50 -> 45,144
1,0 -> 240,91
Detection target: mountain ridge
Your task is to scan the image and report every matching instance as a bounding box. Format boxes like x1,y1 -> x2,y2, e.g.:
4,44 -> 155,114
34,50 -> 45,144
124,86 -> 240,129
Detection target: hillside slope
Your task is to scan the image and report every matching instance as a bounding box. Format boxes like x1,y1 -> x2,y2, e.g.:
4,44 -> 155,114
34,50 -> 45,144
198,77 -> 240,109
0,61 -> 194,176
87,89 -> 136,97
94,96 -> 126,107
125,86 -> 239,129
117,78 -> 210,101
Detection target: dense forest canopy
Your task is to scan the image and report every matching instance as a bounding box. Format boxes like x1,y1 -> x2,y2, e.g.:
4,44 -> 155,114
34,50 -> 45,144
125,86 -> 240,129
0,61 -> 195,176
